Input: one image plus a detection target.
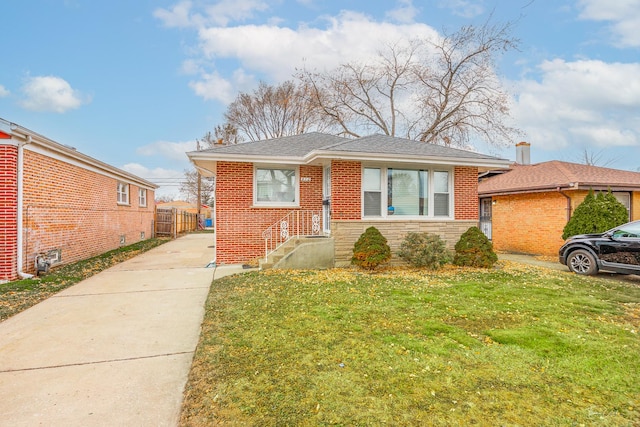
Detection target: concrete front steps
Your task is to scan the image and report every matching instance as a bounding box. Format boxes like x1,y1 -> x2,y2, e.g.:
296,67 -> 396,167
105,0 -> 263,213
259,236 -> 334,270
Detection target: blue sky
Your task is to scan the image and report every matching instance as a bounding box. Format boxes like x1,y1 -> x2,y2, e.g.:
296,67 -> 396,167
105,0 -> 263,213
2,0 -> 639,198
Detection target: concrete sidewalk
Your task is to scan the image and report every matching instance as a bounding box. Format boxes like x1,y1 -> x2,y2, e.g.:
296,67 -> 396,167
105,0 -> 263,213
0,233 -> 247,426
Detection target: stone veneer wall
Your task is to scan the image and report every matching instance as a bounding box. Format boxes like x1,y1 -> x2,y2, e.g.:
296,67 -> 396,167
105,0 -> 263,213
331,220 -> 477,267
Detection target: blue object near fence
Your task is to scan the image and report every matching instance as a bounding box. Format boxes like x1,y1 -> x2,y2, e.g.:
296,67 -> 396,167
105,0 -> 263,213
205,218 -> 213,227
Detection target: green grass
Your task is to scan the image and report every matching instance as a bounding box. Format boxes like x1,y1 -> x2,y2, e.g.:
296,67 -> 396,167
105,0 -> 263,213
180,262 -> 640,426
0,238 -> 169,322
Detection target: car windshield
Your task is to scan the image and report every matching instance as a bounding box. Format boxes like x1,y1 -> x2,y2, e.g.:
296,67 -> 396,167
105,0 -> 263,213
611,221 -> 640,238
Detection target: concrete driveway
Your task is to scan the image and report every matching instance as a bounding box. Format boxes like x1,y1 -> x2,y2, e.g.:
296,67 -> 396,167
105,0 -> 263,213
0,233 -> 247,426
499,253 -> 640,284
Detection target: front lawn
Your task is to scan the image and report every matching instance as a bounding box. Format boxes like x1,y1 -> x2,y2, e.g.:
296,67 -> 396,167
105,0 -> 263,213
181,262 -> 640,426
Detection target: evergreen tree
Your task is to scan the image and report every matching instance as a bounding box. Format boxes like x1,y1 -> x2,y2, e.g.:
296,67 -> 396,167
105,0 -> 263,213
562,189 -> 629,239
453,226 -> 498,268
351,227 -> 391,270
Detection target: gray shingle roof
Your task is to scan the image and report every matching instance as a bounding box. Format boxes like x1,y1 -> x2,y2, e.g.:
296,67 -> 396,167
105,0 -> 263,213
195,132 -> 349,157
188,132 -> 509,166
323,134 -> 502,160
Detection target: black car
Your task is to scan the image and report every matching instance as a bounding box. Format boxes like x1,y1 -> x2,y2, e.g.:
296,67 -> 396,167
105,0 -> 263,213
559,220 -> 640,276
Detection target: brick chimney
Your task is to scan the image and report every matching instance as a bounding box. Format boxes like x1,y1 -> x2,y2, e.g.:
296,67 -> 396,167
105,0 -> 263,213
516,141 -> 531,165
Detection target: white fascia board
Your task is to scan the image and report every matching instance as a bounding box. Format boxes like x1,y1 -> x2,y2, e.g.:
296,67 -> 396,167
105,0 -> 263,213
305,150 -> 512,170
188,152 -> 306,165
11,126 -> 158,190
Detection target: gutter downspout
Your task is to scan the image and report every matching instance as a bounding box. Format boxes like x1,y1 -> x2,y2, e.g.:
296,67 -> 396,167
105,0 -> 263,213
17,134 -> 33,279
557,187 -> 572,223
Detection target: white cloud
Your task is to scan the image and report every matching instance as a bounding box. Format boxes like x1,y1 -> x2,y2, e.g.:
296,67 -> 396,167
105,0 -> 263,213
121,163 -> 185,200
154,0 -> 270,28
136,140 -> 197,163
577,0 -> 640,47
178,10 -> 439,102
158,2 -> 440,102
20,76 -> 89,113
438,0 -> 484,18
154,0 -> 196,28
386,0 -> 419,24
512,59 -> 640,150
188,71 -> 237,103
0,85 -> 9,97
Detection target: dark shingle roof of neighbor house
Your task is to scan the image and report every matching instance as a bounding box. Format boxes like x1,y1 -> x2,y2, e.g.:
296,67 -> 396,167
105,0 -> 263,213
479,160 -> 640,195
190,132 -> 508,166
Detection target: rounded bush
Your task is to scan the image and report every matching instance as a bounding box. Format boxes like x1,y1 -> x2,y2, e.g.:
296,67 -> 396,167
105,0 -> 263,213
397,232 -> 451,269
453,226 -> 497,268
351,226 -> 391,270
562,189 -> 629,240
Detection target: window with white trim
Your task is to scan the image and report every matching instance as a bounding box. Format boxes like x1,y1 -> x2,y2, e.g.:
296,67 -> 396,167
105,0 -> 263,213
363,166 -> 452,218
613,192 -> 631,221
117,182 -> 129,205
363,168 -> 382,216
254,166 -> 298,206
138,189 -> 147,207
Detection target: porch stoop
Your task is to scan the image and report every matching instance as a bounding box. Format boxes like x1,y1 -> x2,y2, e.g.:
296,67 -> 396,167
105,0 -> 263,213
259,236 -> 334,270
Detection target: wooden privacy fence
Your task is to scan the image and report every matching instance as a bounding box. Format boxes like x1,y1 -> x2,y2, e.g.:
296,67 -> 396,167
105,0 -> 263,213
155,208 -> 199,238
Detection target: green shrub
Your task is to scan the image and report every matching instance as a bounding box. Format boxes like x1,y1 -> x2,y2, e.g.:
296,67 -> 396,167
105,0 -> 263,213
397,232 -> 452,269
562,189 -> 629,239
453,226 -> 498,268
351,226 -> 391,270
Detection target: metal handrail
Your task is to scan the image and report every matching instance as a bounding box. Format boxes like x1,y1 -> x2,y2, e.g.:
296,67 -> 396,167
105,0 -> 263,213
262,210 -> 322,261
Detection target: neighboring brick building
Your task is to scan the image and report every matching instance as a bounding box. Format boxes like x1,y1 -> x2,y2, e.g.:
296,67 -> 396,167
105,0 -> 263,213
188,133 -> 510,266
478,143 -> 640,257
0,118 -> 158,282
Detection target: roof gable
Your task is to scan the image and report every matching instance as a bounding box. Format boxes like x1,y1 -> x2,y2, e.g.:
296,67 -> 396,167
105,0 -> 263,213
479,160 -> 640,195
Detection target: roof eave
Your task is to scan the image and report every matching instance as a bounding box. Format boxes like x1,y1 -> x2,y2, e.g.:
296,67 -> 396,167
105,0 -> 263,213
9,122 -> 159,190
306,150 -> 511,169
187,151 -> 306,165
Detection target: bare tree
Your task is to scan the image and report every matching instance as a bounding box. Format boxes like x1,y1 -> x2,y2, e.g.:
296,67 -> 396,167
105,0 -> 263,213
179,128 -> 238,204
180,169 -> 215,205
577,148 -> 616,168
224,80 -> 330,141
213,123 -> 243,145
297,20 -> 520,147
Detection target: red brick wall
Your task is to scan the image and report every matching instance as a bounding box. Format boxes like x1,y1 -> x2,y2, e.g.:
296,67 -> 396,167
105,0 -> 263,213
215,162 -> 323,264
17,149 -> 155,277
492,192 -> 568,256
0,145 -> 18,281
454,166 -> 479,220
213,160 -> 482,265
331,160 -> 361,220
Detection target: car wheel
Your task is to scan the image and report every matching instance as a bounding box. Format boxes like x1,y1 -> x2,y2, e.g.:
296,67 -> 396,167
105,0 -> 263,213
567,249 -> 598,275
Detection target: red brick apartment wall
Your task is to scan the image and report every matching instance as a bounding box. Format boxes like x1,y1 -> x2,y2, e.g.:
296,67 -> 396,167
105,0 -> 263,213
331,160 -> 361,220
17,150 -> 155,276
491,192 -> 568,256
454,166 -> 479,220
0,145 -> 18,281
215,162 -> 323,264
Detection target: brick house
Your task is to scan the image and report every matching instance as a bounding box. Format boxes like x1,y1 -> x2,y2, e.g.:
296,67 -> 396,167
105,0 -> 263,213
187,133 -> 510,267
0,118 -> 158,282
478,143 -> 640,257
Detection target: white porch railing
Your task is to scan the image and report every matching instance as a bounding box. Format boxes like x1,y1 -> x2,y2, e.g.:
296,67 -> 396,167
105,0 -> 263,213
262,210 -> 322,261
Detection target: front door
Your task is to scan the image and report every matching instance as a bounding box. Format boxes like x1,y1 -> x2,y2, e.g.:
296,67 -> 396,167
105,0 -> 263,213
479,198 -> 492,240
323,165 -> 331,234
